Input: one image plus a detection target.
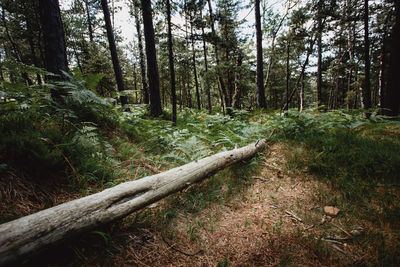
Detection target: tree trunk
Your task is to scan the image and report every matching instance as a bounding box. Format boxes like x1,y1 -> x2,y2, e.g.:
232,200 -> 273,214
281,34 -> 316,111
72,45 -> 83,73
133,63 -> 138,103
285,41 -> 291,110
39,0 -> 68,77
363,0 -> 371,114
0,139 -> 267,266
387,0 -> 400,116
100,0 -> 129,109
207,0 -> 228,113
166,0 -> 177,125
346,1 -> 355,99
134,2 -> 149,104
141,0 -> 162,116
200,8 -> 212,114
299,74 -> 304,112
1,7 -> 33,85
190,19 -> 201,110
264,34 -> 276,91
255,0 -> 266,108
316,0 -> 323,107
24,12 -> 43,85
232,49 -> 243,109
84,0 -> 94,42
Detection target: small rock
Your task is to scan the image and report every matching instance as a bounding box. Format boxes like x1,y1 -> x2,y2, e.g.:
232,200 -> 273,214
350,226 -> 364,236
324,206 -> 340,216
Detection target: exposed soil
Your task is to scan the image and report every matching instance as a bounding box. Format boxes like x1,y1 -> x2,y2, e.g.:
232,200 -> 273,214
110,144 -> 368,266
2,143 -> 376,266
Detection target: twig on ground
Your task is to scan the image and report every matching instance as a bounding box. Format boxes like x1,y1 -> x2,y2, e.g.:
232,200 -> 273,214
285,210 -> 303,223
331,223 -> 352,238
161,233 -> 203,257
325,236 -> 352,241
330,244 -> 353,258
331,244 -> 347,254
291,182 -> 300,189
252,176 -> 269,182
303,224 -> 314,231
321,238 -> 344,245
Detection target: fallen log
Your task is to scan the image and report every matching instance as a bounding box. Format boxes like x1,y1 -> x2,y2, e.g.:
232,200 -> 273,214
0,139 -> 267,265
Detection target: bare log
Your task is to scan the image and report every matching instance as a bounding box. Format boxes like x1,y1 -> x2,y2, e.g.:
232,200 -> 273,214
0,139 -> 267,265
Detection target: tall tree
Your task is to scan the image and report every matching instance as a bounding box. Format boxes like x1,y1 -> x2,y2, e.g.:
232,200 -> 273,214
1,6 -> 33,85
387,0 -> 400,116
39,0 -> 68,78
255,0 -> 266,108
100,0 -> 129,109
316,0 -> 323,107
200,4 -> 212,113
133,1 -> 149,104
141,0 -> 162,117
207,0 -> 228,113
190,11 -> 201,110
84,0 -> 94,42
166,0 -> 177,124
232,48 -> 243,109
362,0 -> 371,113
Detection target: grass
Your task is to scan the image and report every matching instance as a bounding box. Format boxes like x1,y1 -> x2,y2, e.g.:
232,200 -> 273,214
272,109 -> 400,266
2,77 -> 400,267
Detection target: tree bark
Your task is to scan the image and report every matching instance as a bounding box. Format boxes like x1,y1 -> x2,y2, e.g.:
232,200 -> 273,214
39,0 -> 68,78
141,0 -> 162,116
363,0 -> 371,114
1,7 -> 33,85
134,2 -> 149,104
190,17 -> 201,110
166,0 -> 177,125
200,7 -> 212,114
133,62 -> 138,103
0,139 -> 267,266
378,37 -> 387,110
387,0 -> 400,116
255,0 -> 266,109
232,49 -> 243,109
299,74 -> 304,112
84,0 -> 94,42
207,0 -> 228,113
285,41 -> 291,110
316,0 -> 323,107
101,0 -> 129,109
25,16 -> 42,84
281,34 -> 316,111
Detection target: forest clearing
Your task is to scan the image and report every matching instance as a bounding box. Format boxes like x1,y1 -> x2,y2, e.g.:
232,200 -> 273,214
1,0 -> 399,265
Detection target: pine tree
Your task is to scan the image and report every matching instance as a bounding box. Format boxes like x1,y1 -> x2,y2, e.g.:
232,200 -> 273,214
141,0 -> 162,117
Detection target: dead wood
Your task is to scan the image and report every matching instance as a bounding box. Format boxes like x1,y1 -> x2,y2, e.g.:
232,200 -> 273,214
0,139 -> 267,265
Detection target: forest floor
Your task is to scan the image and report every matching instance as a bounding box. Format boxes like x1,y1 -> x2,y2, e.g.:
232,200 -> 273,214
2,109 -> 400,266
9,142 -> 392,266
104,143 -> 376,266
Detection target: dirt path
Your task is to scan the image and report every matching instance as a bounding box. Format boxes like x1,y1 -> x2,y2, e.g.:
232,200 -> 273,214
110,144 -> 366,266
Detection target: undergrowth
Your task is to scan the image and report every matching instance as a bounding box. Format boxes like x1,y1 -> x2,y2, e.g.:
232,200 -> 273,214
263,109 -> 400,198
263,108 -> 400,265
2,62 -> 400,265
0,62 -> 119,190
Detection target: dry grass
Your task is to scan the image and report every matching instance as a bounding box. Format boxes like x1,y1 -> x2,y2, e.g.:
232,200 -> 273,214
3,143 -> 399,266
107,144 -> 367,266
0,168 -> 80,223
